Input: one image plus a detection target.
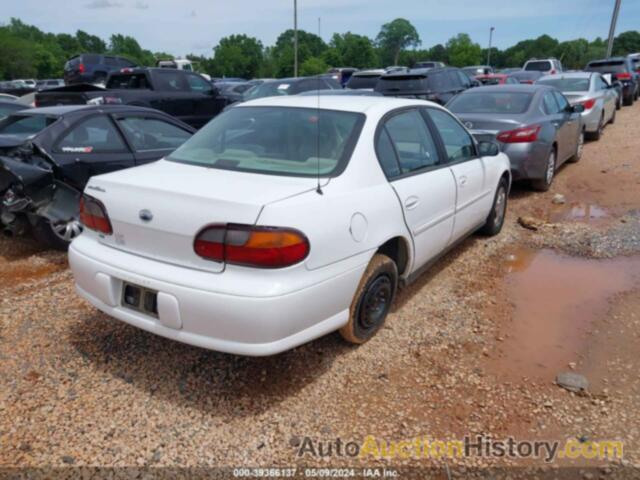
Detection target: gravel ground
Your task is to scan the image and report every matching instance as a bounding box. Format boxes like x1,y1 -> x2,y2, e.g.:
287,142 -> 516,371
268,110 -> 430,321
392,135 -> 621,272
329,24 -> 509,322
1,103 -> 640,479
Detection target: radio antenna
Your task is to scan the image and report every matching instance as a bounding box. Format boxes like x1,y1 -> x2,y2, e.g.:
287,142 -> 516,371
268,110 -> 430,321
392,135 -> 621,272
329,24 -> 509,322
315,16 -> 323,195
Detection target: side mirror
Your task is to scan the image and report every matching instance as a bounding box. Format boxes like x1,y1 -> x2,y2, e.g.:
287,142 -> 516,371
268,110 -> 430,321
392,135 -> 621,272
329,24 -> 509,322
478,141 -> 500,157
470,79 -> 481,88
570,104 -> 585,113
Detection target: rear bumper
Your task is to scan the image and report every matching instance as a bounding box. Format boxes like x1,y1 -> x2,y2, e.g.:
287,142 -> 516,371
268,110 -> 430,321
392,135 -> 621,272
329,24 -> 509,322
502,142 -> 550,181
581,107 -> 603,132
69,235 -> 368,356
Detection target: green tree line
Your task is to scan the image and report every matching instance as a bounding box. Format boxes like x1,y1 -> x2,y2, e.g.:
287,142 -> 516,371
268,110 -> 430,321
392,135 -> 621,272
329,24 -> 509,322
1,17 -> 639,80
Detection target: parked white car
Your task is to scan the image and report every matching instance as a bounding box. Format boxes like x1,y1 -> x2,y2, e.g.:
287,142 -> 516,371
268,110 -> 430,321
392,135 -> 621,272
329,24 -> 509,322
69,96 -> 511,356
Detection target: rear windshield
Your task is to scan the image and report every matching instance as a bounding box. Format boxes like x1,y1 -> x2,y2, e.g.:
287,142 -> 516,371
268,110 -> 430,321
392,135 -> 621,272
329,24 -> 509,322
448,92 -> 533,114
375,75 -> 428,93
537,77 -> 590,91
477,77 -> 503,85
244,81 -> 296,100
586,61 -> 627,73
0,115 -> 57,138
168,106 -> 364,177
525,61 -> 552,71
346,75 -> 380,89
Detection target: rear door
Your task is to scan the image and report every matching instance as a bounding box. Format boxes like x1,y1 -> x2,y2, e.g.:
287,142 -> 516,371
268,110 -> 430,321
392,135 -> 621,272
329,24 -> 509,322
542,91 -> 570,160
114,114 -> 194,164
426,108 -> 489,240
376,108 -> 456,271
53,114 -> 135,190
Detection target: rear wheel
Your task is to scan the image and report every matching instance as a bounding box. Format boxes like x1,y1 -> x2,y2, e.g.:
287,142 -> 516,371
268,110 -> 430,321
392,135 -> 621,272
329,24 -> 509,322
586,115 -> 603,141
610,107 -> 616,125
624,93 -> 634,106
531,148 -> 556,192
569,130 -> 585,162
479,178 -> 508,236
339,254 -> 398,344
32,218 -> 82,251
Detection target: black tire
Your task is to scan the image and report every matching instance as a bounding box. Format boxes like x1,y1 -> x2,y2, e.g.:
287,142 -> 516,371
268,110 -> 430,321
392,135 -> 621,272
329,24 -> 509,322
586,116 -> 603,142
479,178 -> 508,236
531,148 -> 556,192
616,97 -> 622,110
568,130 -> 585,162
624,94 -> 634,106
339,254 -> 398,344
32,218 -> 82,251
610,107 -> 616,125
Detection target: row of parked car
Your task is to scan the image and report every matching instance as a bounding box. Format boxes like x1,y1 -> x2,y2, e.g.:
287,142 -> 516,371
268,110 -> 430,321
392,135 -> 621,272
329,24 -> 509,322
0,51 -> 637,356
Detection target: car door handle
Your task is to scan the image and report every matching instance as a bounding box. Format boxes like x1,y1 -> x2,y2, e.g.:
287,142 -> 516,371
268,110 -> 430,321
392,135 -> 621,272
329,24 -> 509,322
458,175 -> 468,187
404,196 -> 420,210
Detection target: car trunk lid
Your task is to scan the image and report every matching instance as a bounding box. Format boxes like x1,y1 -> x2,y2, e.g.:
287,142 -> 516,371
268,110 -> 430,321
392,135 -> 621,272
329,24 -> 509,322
85,159 -> 318,272
455,114 -> 527,143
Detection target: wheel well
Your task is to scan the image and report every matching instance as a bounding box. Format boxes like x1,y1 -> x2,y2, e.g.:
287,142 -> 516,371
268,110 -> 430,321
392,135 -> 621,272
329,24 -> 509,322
500,171 -> 511,192
377,237 -> 410,276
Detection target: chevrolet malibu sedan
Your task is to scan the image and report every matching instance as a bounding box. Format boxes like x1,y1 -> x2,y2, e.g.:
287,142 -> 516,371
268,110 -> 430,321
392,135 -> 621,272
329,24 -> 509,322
447,85 -> 584,191
69,96 -> 511,356
536,72 -> 617,141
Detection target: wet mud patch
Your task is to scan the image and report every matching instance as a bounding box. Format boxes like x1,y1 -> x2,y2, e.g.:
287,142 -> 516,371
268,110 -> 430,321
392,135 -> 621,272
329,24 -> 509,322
488,249 -> 640,382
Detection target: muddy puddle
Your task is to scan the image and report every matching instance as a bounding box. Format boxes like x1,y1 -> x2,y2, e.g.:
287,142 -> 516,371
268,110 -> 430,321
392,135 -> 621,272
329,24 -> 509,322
489,249 -> 640,382
549,202 -> 610,224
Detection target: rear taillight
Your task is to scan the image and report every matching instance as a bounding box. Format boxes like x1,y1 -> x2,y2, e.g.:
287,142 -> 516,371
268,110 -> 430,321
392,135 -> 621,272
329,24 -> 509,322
79,195 -> 112,235
497,125 -> 542,143
550,69 -> 556,74
616,72 -> 632,80
194,224 -> 309,268
79,63 -> 85,73
580,98 -> 596,110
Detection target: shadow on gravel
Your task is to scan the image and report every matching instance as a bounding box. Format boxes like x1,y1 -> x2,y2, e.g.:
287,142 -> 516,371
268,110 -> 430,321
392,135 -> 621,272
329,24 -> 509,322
68,312 -> 351,417
0,234 -> 50,261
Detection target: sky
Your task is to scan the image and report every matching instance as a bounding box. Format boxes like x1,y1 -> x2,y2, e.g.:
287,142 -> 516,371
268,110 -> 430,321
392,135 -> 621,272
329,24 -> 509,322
3,0 -> 639,57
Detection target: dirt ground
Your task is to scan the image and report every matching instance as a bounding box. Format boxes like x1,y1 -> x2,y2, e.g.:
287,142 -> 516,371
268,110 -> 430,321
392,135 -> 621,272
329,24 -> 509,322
1,103 -> 639,479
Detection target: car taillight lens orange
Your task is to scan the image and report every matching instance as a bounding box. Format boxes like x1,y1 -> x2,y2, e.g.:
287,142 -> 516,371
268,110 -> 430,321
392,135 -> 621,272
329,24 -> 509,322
79,195 -> 113,235
194,224 -> 309,268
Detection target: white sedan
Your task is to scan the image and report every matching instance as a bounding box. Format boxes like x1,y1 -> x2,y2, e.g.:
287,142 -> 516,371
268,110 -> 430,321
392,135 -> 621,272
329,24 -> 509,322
69,96 -> 511,356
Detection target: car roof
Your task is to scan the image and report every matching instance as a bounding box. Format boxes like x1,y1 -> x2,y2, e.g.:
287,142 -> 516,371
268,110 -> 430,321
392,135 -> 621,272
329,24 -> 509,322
538,72 -> 593,80
459,84 -> 553,94
16,104 -> 165,116
239,94 -> 445,114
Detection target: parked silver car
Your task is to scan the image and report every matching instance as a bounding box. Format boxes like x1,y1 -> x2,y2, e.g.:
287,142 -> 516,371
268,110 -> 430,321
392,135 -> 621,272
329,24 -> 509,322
447,84 -> 584,191
536,72 -> 617,141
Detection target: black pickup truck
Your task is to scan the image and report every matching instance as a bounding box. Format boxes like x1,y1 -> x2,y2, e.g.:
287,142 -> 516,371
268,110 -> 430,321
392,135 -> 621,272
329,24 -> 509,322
35,68 -> 228,129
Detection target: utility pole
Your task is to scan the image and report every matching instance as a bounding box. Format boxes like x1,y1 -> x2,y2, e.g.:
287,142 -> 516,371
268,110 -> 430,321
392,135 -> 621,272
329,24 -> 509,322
293,0 -> 299,77
487,27 -> 495,66
606,0 -> 622,58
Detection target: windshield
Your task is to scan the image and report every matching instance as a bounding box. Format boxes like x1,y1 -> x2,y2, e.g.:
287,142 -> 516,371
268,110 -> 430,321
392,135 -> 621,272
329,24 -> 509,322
537,77 -> 590,91
448,92 -> 533,114
0,115 -> 57,138
168,106 -> 364,177
525,61 -> 552,71
244,81 -> 296,100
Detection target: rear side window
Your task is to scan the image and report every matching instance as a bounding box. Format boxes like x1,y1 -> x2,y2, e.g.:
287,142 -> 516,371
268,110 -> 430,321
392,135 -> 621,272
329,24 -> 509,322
153,71 -> 185,91
384,110 -> 439,174
426,72 -> 449,91
104,57 -> 121,67
57,116 -> 128,153
427,109 -> 476,163
81,54 -> 100,65
106,74 -> 149,89
376,128 -> 401,178
525,61 -> 552,71
118,117 -> 192,151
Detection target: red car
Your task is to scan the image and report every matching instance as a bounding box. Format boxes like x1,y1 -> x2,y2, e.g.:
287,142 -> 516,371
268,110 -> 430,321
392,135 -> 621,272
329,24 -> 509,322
475,74 -> 520,85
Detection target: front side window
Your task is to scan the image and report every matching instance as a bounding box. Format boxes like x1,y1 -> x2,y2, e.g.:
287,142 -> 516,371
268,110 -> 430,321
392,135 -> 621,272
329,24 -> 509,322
186,74 -> 212,93
118,117 -> 192,151
553,91 -> 570,112
57,116 -> 127,153
168,107 -> 364,177
428,109 -> 476,163
384,110 -> 439,174
153,71 -> 185,91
